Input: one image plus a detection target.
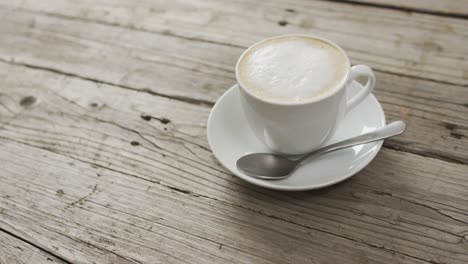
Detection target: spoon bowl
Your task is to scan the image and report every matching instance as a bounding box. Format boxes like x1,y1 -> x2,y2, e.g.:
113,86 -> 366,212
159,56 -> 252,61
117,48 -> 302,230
237,153 -> 296,179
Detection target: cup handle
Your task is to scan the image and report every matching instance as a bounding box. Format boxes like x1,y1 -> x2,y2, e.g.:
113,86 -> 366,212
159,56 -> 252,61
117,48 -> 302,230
346,64 -> 375,112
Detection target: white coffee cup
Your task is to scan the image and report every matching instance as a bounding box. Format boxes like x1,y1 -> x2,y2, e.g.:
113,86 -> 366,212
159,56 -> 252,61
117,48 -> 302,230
236,34 -> 375,154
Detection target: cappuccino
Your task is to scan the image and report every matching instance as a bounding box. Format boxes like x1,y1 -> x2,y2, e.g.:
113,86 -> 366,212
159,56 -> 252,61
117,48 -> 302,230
237,36 -> 348,103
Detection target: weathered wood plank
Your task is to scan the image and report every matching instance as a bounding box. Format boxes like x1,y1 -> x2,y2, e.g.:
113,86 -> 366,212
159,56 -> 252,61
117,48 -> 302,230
2,141 -> 438,264
376,71 -> 468,164
1,62 -> 468,263
0,231 -> 66,264
338,0 -> 468,17
0,10 -> 467,164
2,0 -> 468,85
0,8 -> 237,103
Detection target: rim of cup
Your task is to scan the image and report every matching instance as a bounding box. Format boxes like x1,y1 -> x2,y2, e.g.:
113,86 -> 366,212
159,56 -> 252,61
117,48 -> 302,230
235,34 -> 351,106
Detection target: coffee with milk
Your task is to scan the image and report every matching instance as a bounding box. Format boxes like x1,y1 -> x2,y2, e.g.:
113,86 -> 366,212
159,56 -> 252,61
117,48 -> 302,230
237,36 -> 348,103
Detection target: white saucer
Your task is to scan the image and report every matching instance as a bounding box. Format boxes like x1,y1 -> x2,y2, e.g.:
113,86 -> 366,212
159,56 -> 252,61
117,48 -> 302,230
207,82 -> 385,191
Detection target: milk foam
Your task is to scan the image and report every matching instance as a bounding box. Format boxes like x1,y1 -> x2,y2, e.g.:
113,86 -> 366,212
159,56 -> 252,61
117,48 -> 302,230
238,37 -> 348,102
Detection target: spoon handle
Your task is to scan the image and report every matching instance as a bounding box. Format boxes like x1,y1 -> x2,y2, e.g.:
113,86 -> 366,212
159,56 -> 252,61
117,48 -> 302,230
296,121 -> 406,165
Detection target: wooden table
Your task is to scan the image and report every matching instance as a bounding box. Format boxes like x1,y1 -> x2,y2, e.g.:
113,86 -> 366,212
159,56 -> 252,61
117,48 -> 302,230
1,1 -> 467,263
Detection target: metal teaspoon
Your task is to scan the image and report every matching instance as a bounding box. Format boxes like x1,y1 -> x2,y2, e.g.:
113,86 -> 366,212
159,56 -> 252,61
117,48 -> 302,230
236,121 -> 406,180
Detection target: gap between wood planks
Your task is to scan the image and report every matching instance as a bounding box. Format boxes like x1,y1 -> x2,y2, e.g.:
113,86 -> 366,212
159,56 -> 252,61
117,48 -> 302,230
0,58 -> 214,108
1,57 -> 467,166
318,0 -> 468,20
0,227 -> 73,264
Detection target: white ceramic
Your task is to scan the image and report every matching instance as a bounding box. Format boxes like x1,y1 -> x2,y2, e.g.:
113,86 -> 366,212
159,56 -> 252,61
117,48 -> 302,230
207,83 -> 385,191
236,34 -> 375,154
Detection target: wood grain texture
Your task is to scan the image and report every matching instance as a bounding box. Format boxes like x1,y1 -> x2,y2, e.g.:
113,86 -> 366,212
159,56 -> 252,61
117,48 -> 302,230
0,8 -> 466,164
1,0 -> 468,86
1,0 -> 468,263
0,231 -> 66,264
1,62 -> 468,263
